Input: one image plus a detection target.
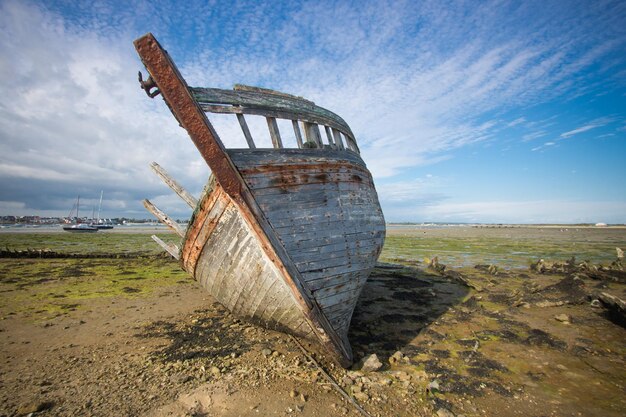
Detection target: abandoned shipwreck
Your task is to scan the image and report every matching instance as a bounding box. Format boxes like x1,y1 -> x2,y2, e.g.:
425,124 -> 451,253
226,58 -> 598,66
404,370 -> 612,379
135,34 -> 385,367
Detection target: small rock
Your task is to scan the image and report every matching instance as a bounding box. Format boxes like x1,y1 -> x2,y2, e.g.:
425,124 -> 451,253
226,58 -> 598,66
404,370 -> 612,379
428,380 -> 440,391
590,299 -> 602,308
289,389 -> 298,398
210,366 -> 221,376
437,408 -> 455,417
360,354 -> 383,372
261,348 -> 272,357
388,350 -> 404,365
554,314 -> 571,324
353,392 -> 369,402
299,393 -> 307,402
17,401 -> 54,414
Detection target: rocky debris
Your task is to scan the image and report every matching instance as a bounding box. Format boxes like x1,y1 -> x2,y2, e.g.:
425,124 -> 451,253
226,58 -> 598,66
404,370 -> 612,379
388,350 -> 405,365
591,292 -> 626,328
427,256 -> 446,274
360,354 -> 383,372
261,348 -> 272,357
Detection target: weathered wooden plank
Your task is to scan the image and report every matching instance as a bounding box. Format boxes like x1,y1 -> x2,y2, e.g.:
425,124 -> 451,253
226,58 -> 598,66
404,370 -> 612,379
280,230 -> 385,252
142,199 -> 184,237
182,187 -> 230,274
227,148 -> 366,168
312,272 -> 370,299
190,86 -> 355,139
150,162 -> 198,209
301,262 -> 376,281
306,270 -> 368,292
151,235 -> 180,260
236,113 -> 256,149
266,117 -> 283,149
241,171 -> 373,193
292,120 -> 304,148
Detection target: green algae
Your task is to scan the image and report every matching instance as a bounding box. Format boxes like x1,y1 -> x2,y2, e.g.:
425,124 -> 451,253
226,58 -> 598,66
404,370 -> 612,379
0,257 -> 189,321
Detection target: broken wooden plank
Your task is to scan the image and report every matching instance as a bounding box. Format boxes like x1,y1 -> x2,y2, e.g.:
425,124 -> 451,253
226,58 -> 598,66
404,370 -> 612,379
142,199 -> 184,237
236,113 -> 256,149
150,162 -> 198,209
151,235 -> 180,259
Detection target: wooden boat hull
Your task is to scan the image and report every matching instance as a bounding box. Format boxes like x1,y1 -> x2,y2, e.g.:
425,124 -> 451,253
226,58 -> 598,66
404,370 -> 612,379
181,149 -> 385,364
134,33 -> 386,366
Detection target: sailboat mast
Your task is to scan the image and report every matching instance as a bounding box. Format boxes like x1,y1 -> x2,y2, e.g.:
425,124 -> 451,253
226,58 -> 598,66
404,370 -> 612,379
77,195 -> 80,223
97,190 -> 103,224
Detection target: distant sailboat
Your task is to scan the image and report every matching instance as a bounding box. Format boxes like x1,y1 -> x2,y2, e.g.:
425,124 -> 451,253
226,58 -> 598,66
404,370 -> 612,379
62,196 -> 98,233
90,191 -> 114,230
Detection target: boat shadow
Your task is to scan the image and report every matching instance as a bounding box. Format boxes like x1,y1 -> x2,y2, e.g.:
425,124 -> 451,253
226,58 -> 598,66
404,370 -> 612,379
348,263 -> 470,362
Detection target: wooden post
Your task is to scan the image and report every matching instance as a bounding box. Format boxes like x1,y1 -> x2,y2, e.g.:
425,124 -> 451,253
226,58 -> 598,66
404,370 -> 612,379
292,120 -> 304,148
236,113 -> 256,149
150,162 -> 198,209
332,128 -> 344,150
324,126 -> 335,148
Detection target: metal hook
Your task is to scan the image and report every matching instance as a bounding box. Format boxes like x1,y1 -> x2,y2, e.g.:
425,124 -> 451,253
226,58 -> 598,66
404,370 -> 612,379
138,71 -> 160,98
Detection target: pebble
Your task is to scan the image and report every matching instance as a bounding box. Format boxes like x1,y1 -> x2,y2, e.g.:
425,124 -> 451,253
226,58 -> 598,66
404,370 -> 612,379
388,350 -> 404,365
261,348 -> 272,357
360,354 -> 383,372
554,314 -> 571,324
17,401 -> 54,414
437,408 -> 455,417
428,380 -> 440,391
289,389 -> 298,398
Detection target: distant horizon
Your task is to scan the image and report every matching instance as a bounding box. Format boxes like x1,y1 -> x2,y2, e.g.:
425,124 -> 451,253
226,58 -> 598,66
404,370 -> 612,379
2,213 -> 624,228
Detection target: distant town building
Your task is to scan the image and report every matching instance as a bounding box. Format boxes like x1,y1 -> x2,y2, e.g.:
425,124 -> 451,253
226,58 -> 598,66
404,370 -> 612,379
595,222 -> 608,227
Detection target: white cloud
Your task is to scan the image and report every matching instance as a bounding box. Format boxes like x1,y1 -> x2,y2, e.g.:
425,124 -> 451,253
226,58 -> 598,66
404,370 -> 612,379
402,200 -> 626,224
560,118 -> 611,138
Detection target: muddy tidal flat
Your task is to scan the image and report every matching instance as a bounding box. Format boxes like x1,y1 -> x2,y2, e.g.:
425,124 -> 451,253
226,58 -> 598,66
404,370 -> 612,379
0,227 -> 624,416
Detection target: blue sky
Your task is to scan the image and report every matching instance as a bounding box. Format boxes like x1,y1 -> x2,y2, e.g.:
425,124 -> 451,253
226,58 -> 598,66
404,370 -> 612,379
0,0 -> 625,223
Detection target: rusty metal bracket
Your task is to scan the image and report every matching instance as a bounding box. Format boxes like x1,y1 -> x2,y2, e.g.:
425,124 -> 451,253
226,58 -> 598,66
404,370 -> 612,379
138,71 -> 160,98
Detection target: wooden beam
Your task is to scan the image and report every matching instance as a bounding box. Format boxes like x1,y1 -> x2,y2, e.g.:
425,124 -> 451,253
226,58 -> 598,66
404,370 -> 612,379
150,162 -> 197,209
324,126 -> 335,148
266,116 -> 283,148
236,113 -> 256,149
292,120 -> 304,148
303,122 -> 323,147
143,199 -> 184,237
151,235 -> 180,259
332,128 -> 344,150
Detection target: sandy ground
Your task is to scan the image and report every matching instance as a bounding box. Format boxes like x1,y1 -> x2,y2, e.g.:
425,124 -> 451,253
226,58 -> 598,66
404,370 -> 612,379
1,254 -> 625,417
